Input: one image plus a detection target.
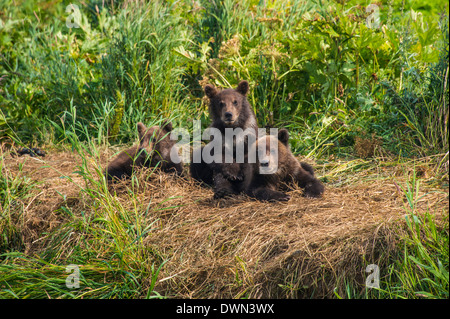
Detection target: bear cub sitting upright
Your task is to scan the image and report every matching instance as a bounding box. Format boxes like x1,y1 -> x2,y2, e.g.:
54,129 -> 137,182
245,128 -> 325,201
190,80 -> 258,198
105,121 -> 182,181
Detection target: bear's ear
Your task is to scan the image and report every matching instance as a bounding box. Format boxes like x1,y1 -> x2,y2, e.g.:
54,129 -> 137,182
161,120 -> 173,132
278,128 -> 289,146
137,122 -> 148,141
236,80 -> 249,96
204,84 -> 218,99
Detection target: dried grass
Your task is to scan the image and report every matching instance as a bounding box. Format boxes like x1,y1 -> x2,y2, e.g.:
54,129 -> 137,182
2,149 -> 448,298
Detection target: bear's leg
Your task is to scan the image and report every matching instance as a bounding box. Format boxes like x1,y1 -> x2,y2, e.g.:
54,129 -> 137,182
213,172 -> 238,199
164,161 -> 183,176
247,185 -> 291,202
300,162 -> 315,176
105,167 -> 130,182
294,168 -> 324,198
303,179 -> 325,198
221,162 -> 244,181
190,159 -> 214,185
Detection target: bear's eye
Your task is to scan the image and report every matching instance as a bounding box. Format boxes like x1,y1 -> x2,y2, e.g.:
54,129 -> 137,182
219,101 -> 225,108
233,100 -> 238,105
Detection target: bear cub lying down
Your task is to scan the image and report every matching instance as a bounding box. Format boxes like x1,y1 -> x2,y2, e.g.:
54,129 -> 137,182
105,121 -> 182,181
190,127 -> 324,202
246,128 -> 324,202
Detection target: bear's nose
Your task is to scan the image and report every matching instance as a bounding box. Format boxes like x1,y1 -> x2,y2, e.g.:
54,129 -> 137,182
260,159 -> 269,167
224,112 -> 233,119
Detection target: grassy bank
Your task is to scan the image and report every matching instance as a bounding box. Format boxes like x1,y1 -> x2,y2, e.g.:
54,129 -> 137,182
0,0 -> 448,298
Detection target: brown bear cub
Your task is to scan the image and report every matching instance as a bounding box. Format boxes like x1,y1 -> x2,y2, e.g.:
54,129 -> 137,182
105,121 -> 182,181
204,80 -> 258,134
245,128 -> 325,201
190,80 -> 258,198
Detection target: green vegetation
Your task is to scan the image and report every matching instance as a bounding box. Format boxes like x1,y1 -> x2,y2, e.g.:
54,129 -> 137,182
0,0 -> 448,299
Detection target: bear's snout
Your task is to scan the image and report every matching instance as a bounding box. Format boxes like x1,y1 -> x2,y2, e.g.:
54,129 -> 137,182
260,159 -> 270,167
222,110 -> 236,124
224,111 -> 233,120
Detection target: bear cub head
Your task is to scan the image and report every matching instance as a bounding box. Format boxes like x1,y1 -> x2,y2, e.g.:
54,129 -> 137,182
204,80 -> 256,130
255,128 -> 290,175
137,121 -> 182,174
254,128 -> 324,198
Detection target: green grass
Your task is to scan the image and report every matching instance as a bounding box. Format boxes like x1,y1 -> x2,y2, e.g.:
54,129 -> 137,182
0,121 -> 168,298
376,169 -> 448,299
337,210 -> 449,299
0,156 -> 39,254
0,253 -> 145,299
334,169 -> 449,299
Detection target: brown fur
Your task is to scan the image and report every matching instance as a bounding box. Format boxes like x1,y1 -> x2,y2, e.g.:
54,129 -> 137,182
204,80 -> 257,132
191,80 -> 258,199
105,121 -> 182,181
245,129 -> 325,201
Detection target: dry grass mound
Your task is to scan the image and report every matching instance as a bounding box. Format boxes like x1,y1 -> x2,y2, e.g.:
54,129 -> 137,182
2,148 -> 448,298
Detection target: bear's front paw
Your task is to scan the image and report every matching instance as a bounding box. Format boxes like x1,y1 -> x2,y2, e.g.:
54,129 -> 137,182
222,164 -> 243,181
213,172 -> 236,199
268,191 -> 291,202
213,189 -> 233,199
226,172 -> 244,181
254,188 -> 291,202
